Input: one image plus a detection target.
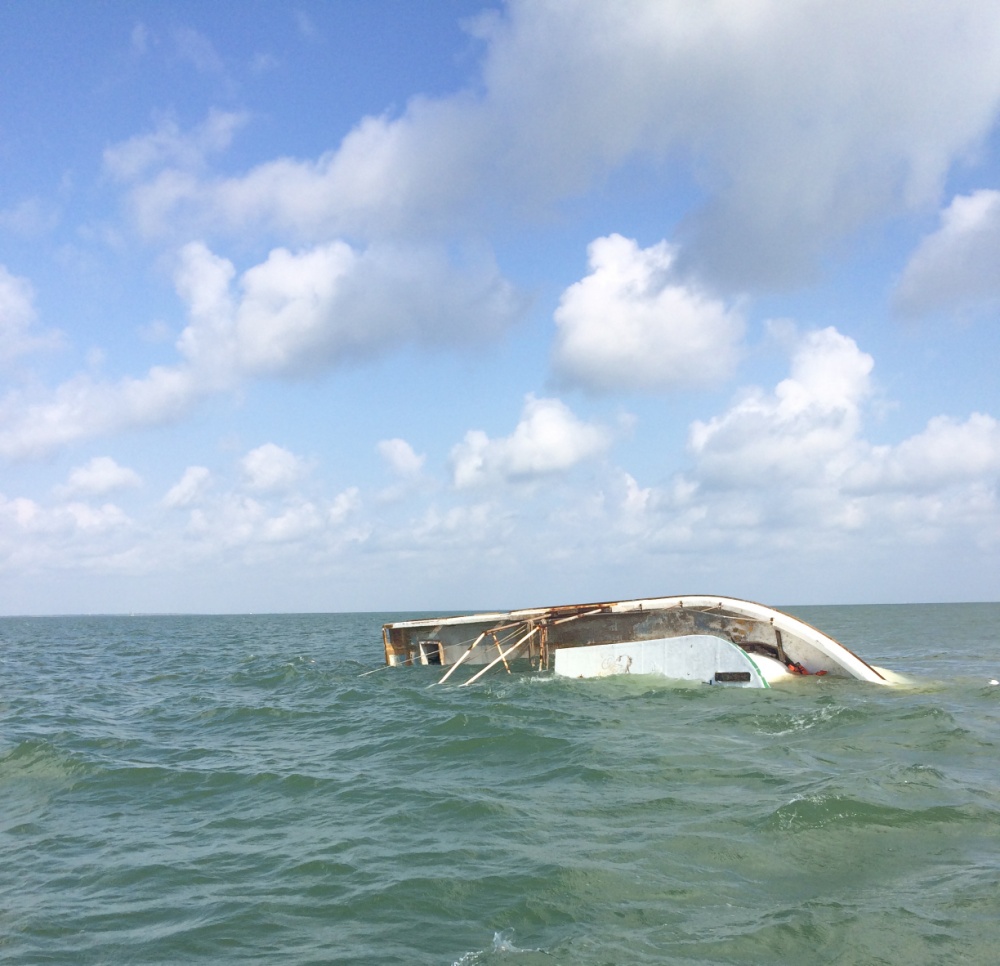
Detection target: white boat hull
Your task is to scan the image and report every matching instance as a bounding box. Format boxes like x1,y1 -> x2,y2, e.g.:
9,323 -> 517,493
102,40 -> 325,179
553,634 -> 791,687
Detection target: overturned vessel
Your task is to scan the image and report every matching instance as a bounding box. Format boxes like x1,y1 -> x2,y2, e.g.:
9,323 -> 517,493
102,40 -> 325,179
382,595 -> 903,688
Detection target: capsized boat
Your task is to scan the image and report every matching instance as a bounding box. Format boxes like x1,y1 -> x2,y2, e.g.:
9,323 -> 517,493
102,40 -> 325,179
381,595 -> 905,688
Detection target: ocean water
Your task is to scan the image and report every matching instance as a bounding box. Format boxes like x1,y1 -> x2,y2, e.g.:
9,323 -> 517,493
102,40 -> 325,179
2,603 -> 999,965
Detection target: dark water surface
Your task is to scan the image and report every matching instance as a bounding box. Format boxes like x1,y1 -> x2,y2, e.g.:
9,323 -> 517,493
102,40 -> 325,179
2,605 -> 999,964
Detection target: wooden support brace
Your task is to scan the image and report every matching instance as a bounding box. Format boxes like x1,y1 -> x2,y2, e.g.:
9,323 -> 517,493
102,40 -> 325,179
551,607 -> 603,625
461,627 -> 539,687
435,630 -> 488,685
497,636 -> 513,673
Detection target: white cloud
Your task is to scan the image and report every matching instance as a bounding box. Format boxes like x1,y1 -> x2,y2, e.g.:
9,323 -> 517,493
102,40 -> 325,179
378,438 -> 425,478
0,366 -> 201,460
174,481 -> 366,559
0,237 -> 523,461
0,492 -> 134,575
62,501 -> 133,533
240,443 -> 305,493
689,327 -> 873,488
506,0 -> 1000,288
894,190 -> 1000,316
0,198 -> 59,238
258,499 -> 324,544
119,99 -> 490,242
597,326 -> 1000,555
846,413 -> 1000,494
451,395 -> 612,488
171,240 -> 239,380
8,4 -> 1000,608
403,500 -> 514,553
24,499 -> 125,540
329,487 -> 361,525
175,239 -> 522,380
112,2 -> 1000,288
104,110 -> 248,182
0,265 -> 62,363
57,456 -> 142,498
172,26 -> 227,78
552,234 -> 744,392
162,466 -> 211,509
232,241 -> 358,372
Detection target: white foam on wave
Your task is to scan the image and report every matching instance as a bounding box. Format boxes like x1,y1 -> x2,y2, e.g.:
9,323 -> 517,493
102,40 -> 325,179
452,930 -> 540,963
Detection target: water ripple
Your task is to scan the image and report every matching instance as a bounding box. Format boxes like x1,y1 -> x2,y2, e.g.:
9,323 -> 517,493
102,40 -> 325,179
2,609 -> 1000,964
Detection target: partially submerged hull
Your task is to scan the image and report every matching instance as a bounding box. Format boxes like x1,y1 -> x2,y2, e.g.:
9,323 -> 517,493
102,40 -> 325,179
382,595 -> 899,688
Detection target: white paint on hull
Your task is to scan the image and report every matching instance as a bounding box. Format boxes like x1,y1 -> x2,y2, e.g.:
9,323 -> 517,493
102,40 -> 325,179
553,634 -> 773,688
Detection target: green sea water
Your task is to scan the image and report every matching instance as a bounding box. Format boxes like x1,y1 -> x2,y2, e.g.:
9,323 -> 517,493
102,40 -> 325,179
2,604 -> 999,965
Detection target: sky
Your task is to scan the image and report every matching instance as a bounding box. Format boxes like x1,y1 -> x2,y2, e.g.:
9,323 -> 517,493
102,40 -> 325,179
3,0 -> 1000,615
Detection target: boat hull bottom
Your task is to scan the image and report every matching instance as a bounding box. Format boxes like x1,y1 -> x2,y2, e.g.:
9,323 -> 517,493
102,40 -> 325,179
552,634 -> 780,688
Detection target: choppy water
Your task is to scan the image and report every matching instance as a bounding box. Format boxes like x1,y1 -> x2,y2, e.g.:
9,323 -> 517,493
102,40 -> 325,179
2,604 -> 999,965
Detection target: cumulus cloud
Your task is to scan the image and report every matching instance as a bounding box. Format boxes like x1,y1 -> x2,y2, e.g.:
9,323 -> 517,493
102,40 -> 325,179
398,500 -> 515,554
378,438 -> 425,478
57,456 -> 142,498
552,234 -> 744,392
256,499 -> 324,544
175,239 -> 522,379
450,395 -> 612,488
689,326 -> 873,488
179,483 -> 365,558
0,491 -> 135,576
1,496 -> 132,536
846,413 -> 1000,494
893,190 -> 1000,317
157,451 -> 366,567
484,0 -> 1000,287
599,326 -> 1000,551
111,2 -> 1000,288
117,98 -> 490,242
0,265 -> 62,363
27,1 -> 993,466
0,238 -> 522,460
0,366 -> 201,460
329,487 -> 361,525
240,443 -> 305,493
162,466 -> 211,508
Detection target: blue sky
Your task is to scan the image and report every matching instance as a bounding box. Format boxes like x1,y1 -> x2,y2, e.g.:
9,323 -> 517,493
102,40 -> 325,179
3,1 -> 1000,614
